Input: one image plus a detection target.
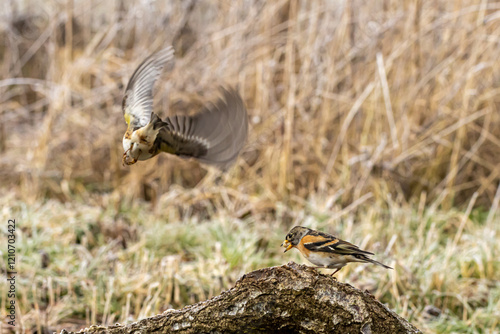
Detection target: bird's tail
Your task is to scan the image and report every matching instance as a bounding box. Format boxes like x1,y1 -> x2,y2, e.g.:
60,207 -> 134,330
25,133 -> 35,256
366,257 -> 392,269
192,87 -> 248,169
161,87 -> 248,170
355,254 -> 392,269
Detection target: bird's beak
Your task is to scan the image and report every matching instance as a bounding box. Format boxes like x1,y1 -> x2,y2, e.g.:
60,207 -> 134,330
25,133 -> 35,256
281,240 -> 293,253
122,146 -> 138,166
122,151 -> 137,166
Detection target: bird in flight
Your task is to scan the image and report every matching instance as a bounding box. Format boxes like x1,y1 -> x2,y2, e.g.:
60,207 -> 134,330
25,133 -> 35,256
121,46 -> 248,169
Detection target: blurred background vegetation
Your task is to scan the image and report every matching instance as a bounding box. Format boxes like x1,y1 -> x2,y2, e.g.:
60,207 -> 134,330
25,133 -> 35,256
1,0 -> 499,333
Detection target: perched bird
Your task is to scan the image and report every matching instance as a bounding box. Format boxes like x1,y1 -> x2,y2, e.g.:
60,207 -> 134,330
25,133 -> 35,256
121,46 -> 248,169
281,226 -> 392,276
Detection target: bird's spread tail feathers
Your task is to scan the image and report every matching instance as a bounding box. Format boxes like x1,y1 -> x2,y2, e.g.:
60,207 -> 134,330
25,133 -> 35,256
159,87 -> 248,169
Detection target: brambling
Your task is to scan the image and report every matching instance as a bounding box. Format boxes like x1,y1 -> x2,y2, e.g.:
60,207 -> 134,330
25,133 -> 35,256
281,226 -> 392,276
122,46 -> 248,169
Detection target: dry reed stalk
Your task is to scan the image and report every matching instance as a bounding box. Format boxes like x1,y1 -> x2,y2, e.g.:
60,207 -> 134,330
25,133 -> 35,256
1,0 -> 499,207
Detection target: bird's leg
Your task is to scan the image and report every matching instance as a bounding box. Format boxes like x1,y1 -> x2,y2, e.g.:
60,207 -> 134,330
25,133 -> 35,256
330,267 -> 342,277
310,266 -> 339,280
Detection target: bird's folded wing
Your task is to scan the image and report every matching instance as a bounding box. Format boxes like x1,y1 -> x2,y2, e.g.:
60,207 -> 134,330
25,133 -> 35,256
155,87 -> 248,169
304,237 -> 374,256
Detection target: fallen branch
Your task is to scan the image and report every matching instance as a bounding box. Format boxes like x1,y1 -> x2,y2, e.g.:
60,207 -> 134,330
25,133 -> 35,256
61,262 -> 421,334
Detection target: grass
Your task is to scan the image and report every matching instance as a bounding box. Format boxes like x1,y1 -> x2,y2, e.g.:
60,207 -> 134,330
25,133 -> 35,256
1,193 -> 499,333
1,0 -> 500,333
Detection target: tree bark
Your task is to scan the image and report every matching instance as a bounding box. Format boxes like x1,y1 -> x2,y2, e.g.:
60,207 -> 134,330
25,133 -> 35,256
60,262 -> 421,334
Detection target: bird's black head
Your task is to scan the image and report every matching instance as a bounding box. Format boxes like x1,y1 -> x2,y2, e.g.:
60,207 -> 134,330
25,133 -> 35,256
281,226 -> 311,252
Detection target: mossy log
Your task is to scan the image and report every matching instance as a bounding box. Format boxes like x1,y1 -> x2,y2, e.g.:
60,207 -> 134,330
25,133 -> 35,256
60,262 -> 421,334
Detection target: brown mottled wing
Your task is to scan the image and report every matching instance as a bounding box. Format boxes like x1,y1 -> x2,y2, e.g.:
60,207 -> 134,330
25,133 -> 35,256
122,47 -> 174,129
155,87 -> 248,169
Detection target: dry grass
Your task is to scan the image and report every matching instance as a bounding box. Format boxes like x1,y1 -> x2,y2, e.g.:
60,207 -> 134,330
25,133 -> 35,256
1,0 -> 500,333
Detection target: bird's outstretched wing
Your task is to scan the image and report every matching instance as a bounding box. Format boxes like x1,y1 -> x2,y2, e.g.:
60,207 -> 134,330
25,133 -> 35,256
122,47 -> 174,129
154,87 -> 248,169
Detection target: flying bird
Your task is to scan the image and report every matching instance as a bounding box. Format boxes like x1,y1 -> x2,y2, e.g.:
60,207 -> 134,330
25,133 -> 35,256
121,47 -> 248,169
281,226 -> 392,276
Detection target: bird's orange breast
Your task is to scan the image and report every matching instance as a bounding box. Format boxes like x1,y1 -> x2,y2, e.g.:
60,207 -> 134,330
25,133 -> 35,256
295,236 -> 313,257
